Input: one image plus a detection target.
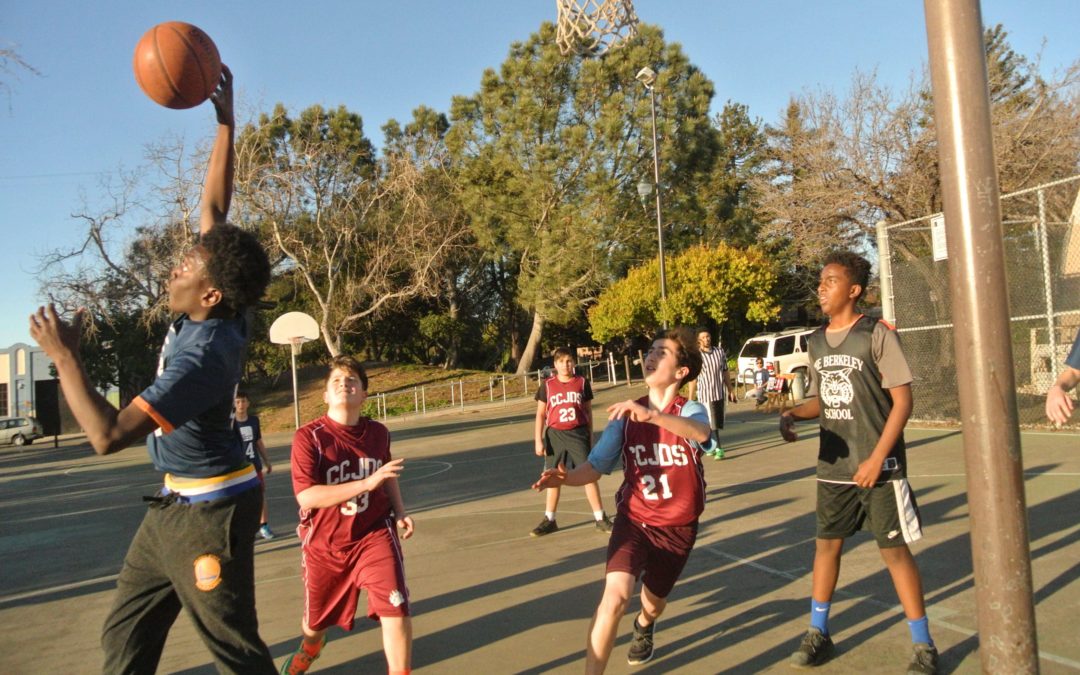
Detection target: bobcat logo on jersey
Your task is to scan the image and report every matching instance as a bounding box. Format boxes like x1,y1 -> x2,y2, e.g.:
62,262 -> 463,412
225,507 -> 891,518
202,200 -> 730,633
818,367 -> 855,409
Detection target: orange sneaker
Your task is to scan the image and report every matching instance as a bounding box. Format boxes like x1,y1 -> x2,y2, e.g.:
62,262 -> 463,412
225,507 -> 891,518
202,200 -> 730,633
280,635 -> 326,675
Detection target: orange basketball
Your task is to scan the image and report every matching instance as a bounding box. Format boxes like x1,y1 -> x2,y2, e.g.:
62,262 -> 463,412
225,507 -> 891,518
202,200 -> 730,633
133,22 -> 221,110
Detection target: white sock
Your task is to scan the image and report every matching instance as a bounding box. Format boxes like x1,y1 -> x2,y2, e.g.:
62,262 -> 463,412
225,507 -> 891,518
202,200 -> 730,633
593,510 -> 606,521
545,511 -> 555,521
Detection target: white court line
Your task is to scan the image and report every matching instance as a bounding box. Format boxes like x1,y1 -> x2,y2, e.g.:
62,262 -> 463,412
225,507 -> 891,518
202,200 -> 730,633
0,573 -> 118,605
698,545 -> 1080,670
740,419 -> 1080,438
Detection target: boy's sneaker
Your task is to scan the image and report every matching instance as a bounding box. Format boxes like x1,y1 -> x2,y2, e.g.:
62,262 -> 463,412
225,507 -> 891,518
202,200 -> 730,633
907,643 -> 939,675
627,617 -> 655,665
531,518 -> 558,537
259,524 -> 275,540
595,514 -> 614,533
713,446 -> 725,460
790,627 -> 834,668
280,636 -> 326,675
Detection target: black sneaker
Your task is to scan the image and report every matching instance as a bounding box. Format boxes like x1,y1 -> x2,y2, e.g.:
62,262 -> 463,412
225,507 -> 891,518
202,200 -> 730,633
627,617 -> 655,665
530,518 -> 558,537
790,627 -> 834,668
595,514 -> 614,533
907,643 -> 939,675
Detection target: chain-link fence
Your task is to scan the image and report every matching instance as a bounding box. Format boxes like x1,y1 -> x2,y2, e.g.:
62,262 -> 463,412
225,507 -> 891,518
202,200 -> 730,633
362,356 -> 627,422
879,174 -> 1080,427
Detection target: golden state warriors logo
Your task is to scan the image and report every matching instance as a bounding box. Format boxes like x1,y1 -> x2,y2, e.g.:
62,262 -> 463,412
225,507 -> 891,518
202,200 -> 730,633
194,554 -> 222,591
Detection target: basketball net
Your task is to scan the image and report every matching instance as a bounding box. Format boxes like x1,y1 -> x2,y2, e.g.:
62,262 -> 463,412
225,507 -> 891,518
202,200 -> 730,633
556,0 -> 639,56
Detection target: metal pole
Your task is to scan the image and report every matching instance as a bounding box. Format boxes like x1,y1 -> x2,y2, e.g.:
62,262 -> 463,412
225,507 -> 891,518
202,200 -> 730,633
876,219 -> 897,325
924,2 -> 1038,671
1037,189 -> 1058,384
648,85 -> 668,328
290,344 -> 300,429
460,380 -> 465,411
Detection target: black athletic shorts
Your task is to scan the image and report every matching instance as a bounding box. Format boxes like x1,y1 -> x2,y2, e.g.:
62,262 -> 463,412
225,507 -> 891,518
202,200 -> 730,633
816,479 -> 923,548
543,426 -> 591,470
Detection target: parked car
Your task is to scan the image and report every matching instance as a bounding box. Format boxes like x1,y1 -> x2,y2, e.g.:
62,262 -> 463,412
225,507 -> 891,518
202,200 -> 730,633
0,416 -> 44,446
736,327 -> 817,390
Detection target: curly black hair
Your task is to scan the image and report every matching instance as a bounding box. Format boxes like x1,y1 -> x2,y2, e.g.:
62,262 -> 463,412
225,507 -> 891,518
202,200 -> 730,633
200,224 -> 271,314
823,250 -> 871,301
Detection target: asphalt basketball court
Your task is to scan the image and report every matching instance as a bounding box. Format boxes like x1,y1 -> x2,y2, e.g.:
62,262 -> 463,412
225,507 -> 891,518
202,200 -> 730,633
1,383 -> 1078,673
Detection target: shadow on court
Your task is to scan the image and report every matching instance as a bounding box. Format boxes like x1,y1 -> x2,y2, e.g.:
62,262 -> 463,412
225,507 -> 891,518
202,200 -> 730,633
2,385 -> 1079,673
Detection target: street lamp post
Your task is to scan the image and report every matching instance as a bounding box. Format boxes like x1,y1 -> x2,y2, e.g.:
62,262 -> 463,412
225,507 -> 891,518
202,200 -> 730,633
636,66 -> 667,329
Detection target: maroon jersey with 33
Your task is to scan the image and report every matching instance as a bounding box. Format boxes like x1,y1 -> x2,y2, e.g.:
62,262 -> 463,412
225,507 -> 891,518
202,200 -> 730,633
292,415 -> 393,551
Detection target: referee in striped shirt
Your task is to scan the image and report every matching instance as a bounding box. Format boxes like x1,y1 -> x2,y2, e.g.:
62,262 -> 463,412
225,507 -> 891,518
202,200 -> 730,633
688,327 -> 732,460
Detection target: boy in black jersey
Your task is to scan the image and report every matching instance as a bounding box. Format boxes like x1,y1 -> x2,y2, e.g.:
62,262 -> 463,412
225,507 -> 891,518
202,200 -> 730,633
778,252 -> 937,674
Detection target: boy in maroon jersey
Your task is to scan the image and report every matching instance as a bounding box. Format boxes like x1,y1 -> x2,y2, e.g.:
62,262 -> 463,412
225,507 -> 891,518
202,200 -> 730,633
533,327 -> 713,673
531,347 -> 612,536
280,356 -> 415,675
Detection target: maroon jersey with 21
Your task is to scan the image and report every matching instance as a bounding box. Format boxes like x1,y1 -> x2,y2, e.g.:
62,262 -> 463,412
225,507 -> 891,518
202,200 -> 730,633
616,395 -> 707,527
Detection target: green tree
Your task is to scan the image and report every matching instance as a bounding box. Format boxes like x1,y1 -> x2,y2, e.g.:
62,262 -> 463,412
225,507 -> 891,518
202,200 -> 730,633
589,243 -> 779,343
237,104 -> 468,356
447,22 -> 718,373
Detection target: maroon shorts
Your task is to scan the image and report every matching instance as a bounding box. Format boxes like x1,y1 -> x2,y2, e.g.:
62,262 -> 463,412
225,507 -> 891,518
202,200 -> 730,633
605,514 -> 698,599
301,519 -> 410,631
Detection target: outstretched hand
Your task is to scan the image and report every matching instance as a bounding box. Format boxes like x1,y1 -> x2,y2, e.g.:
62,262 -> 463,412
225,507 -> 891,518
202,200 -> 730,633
29,304 -> 85,363
365,458 -> 405,492
533,463 -> 567,491
606,399 -> 654,423
210,64 -> 234,126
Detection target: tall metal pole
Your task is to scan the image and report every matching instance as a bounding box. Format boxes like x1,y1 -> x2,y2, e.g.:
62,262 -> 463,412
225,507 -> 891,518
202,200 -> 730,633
875,220 -> 896,325
923,2 -> 1038,672
648,85 -> 668,329
290,343 -> 301,430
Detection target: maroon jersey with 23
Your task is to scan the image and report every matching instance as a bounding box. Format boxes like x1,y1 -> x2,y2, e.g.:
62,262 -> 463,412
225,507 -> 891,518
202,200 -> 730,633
543,374 -> 590,430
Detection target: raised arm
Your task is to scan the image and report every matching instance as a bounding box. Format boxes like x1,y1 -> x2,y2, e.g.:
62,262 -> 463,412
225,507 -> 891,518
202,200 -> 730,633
30,305 -> 157,454
199,65 -> 234,235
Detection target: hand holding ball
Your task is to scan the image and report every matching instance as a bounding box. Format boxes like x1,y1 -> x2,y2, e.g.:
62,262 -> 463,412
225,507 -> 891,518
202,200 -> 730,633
133,22 -> 221,109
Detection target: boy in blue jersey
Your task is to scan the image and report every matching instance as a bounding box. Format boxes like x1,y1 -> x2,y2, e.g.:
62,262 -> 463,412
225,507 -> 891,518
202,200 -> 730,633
236,390 -> 275,539
30,66 -> 276,674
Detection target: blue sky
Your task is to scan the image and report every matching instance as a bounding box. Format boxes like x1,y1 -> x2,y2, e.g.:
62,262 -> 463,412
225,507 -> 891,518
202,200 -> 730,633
2,1 -> 1077,348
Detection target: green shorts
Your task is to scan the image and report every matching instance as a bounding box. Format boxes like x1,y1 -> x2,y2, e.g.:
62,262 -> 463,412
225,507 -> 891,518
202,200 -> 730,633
816,479 -> 923,548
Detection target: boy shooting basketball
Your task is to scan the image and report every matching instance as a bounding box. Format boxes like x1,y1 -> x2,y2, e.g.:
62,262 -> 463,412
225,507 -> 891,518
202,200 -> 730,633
30,67 -> 277,673
281,356 -> 414,675
533,327 -> 713,673
778,252 -> 937,674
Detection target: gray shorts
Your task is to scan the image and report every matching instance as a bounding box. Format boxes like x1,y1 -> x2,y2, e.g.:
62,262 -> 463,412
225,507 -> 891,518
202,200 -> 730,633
543,426 -> 591,470
816,479 -> 923,548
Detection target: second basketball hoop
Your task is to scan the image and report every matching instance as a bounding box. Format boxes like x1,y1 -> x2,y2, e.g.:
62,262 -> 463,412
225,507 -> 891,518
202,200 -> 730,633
555,0 -> 639,56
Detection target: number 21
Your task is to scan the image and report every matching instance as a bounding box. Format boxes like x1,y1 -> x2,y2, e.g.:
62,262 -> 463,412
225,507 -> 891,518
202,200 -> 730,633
640,474 -> 672,500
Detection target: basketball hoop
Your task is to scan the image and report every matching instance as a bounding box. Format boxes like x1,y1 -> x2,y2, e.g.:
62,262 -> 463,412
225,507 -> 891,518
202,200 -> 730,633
269,312 -> 321,429
556,0 -> 639,56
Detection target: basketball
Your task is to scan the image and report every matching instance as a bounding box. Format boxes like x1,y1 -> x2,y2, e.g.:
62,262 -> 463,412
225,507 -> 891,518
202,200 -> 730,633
133,22 -> 222,110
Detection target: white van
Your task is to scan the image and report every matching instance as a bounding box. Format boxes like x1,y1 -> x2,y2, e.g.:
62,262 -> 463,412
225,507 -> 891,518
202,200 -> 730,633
736,326 -> 817,387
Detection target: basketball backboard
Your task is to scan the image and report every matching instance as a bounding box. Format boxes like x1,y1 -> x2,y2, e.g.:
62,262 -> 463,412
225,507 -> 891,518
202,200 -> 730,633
269,312 -> 320,345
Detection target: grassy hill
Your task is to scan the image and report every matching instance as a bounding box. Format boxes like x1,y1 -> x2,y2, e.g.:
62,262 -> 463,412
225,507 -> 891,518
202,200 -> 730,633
246,362 -> 537,433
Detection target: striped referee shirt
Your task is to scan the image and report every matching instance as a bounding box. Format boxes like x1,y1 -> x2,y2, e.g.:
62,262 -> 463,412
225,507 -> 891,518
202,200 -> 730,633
696,347 -> 728,403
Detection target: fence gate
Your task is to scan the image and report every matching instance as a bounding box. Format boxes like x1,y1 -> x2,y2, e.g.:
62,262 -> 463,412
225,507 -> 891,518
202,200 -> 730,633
879,174 -> 1080,427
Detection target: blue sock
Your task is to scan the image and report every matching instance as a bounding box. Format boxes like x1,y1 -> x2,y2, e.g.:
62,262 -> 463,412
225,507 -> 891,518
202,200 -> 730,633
810,599 -> 831,635
907,616 -> 933,646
